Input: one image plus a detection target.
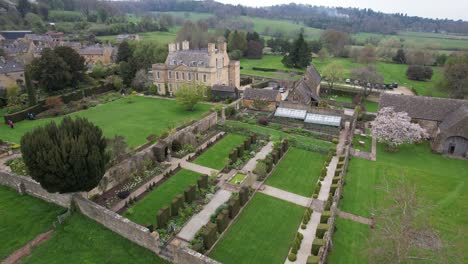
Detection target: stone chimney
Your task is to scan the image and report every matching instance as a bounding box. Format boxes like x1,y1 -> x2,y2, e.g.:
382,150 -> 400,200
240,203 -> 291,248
176,42 -> 180,51
182,40 -> 189,50
168,43 -> 176,53
207,43 -> 215,54
218,41 -> 227,53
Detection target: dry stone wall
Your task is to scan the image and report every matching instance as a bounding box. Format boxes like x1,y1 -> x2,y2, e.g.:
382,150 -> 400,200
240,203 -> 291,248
0,170 -> 72,208
173,247 -> 221,264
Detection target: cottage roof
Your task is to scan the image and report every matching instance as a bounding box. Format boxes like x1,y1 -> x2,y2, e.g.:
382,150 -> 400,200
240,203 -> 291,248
0,59 -> 24,74
79,45 -> 111,56
439,106 -> 468,138
289,65 -> 321,104
3,41 -> 31,54
166,49 -> 211,68
212,85 -> 237,92
25,34 -> 53,42
243,88 -> 279,102
379,93 -> 468,122
0,31 -> 32,40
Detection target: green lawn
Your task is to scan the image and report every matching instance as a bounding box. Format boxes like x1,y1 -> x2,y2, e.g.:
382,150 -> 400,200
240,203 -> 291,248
326,94 -> 379,112
240,55 -> 304,79
229,173 -> 247,184
0,96 -> 212,148
313,57 -> 446,97
124,169 -> 202,226
223,120 -> 333,151
97,27 -> 179,44
193,133 -> 246,170
337,142 -> 468,261
327,218 -> 370,264
210,193 -> 304,264
266,147 -> 326,197
22,213 -> 168,264
0,186 -> 64,260
352,134 -> 372,153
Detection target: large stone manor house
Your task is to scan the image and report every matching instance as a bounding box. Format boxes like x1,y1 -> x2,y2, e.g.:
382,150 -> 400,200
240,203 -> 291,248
151,40 -> 240,96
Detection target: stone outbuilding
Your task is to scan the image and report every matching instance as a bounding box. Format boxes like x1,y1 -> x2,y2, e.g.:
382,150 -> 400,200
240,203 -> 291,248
286,65 -> 321,106
211,84 -> 239,101
243,88 -> 281,112
379,93 -> 468,158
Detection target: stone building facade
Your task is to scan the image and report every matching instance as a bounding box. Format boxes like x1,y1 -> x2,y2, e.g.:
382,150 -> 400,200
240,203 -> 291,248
286,65 -> 321,106
379,93 -> 468,158
151,41 -> 240,96
0,58 -> 24,89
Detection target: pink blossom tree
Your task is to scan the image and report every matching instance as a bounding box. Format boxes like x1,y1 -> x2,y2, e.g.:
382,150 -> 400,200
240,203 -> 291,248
371,107 -> 429,152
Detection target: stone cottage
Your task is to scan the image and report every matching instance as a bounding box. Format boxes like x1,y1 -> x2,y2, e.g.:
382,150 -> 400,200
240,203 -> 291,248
286,64 -> 321,106
211,84 -> 239,101
243,88 -> 281,112
379,93 -> 468,158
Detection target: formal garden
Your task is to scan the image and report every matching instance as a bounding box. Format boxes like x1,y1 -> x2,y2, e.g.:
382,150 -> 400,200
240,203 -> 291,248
209,193 -> 305,264
265,147 -> 326,197
328,142 -> 468,263
192,134 -> 247,170
1,96 -> 212,148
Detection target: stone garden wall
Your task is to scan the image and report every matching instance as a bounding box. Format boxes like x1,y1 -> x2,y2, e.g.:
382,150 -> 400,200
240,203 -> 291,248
173,247 -> 221,264
73,195 -> 161,254
88,111 -> 219,196
0,170 -> 72,208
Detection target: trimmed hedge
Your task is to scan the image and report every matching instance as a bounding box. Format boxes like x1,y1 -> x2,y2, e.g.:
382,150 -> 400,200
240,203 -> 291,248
229,149 -> 238,163
237,144 -> 244,157
157,206 -> 171,229
330,184 -> 339,194
332,176 -> 342,184
307,255 -> 320,264
228,196 -> 240,219
311,238 -> 324,255
201,222 -> 217,250
316,224 -> 329,238
198,175 -> 208,190
216,210 -> 229,233
320,211 -> 331,223
170,194 -> 184,216
184,184 -> 197,204
239,186 -> 249,206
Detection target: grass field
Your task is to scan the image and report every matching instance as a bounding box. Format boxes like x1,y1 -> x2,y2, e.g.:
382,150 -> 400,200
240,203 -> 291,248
193,133 -> 246,170
124,169 -> 202,226
327,218 -> 369,264
223,120 -> 333,151
241,55 -> 445,97
0,186 -> 64,260
210,193 -> 304,264
265,147 -> 326,197
352,134 -> 372,153
22,213 -> 168,264
0,96 -> 212,148
326,94 -> 379,112
97,27 -> 179,44
229,173 -> 247,184
336,142 -> 468,261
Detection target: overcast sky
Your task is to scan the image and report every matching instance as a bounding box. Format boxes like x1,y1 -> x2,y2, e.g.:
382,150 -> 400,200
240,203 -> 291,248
216,0 -> 468,21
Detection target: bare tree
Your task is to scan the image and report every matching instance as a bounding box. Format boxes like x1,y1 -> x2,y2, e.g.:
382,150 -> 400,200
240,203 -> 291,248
323,61 -> 344,91
367,178 -> 457,264
350,66 -> 384,96
358,44 -> 377,64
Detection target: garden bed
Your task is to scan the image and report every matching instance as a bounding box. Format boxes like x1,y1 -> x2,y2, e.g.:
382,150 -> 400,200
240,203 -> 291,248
229,173 -> 247,185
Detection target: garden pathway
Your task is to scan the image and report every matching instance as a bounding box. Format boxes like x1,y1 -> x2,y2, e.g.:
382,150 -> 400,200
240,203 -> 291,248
337,209 -> 373,225
259,185 -> 311,207
177,189 -> 232,242
318,156 -> 338,202
284,211 -> 321,264
241,142 -> 274,172
177,159 -> 219,175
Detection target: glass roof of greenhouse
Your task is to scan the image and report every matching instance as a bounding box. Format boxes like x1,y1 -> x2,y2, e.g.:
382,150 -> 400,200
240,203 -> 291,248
304,113 -> 341,127
274,107 -> 307,120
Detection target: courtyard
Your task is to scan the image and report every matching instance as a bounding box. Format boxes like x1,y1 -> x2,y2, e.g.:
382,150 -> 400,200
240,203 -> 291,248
0,96 -> 212,148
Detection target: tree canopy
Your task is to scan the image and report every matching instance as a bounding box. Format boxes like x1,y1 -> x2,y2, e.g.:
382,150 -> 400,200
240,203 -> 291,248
282,33 -> 311,69
175,83 -> 205,111
21,117 -> 109,193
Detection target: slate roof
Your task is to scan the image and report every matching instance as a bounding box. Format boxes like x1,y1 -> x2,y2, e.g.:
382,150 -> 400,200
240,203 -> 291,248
165,49 -> 211,68
79,45 -> 111,55
379,93 -> 468,122
288,65 -> 321,105
3,42 -> 31,54
439,106 -> 468,138
243,88 -> 279,102
212,85 -> 237,93
0,31 -> 32,40
0,60 -> 24,74
25,34 -> 53,42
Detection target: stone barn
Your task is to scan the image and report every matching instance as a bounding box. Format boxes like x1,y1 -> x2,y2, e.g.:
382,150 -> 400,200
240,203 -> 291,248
379,93 -> 468,158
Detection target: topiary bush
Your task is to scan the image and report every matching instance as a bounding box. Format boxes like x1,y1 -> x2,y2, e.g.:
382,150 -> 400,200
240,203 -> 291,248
307,255 -> 320,264
332,138 -> 339,144
311,238 -> 324,255
320,211 -> 331,223
288,253 -> 297,261
316,224 -> 329,238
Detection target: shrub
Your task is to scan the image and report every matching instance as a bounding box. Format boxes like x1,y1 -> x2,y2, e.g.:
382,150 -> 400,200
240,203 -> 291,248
156,206 -> 171,229
201,222 -> 217,250
257,117 -> 269,126
307,255 -> 320,264
301,224 -> 307,229
339,155 -> 345,161
225,106 -> 236,117
330,184 -> 339,194
312,194 -> 318,199
320,211 -> 331,223
316,224 -> 329,238
406,65 -> 433,81
171,194 -> 184,216
297,232 -> 304,240
332,138 -> 339,144
216,210 -> 229,233
288,253 -> 297,261
184,184 -> 197,203
117,191 -> 130,199
311,238 -> 324,255
239,186 -> 250,206
228,196 -> 240,219
198,175 -> 209,190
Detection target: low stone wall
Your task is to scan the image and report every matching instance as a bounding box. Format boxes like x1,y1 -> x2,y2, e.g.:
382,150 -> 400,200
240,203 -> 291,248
0,170 -> 72,208
73,195 -> 160,254
173,247 -> 221,264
